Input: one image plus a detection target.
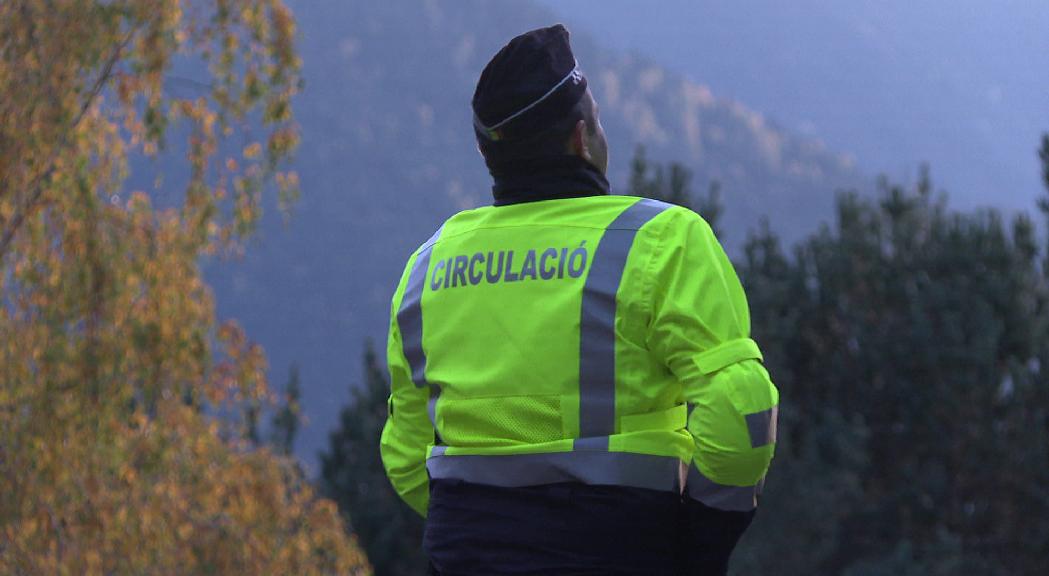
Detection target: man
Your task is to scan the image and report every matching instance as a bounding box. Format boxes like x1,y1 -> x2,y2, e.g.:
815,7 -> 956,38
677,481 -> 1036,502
381,25 -> 779,576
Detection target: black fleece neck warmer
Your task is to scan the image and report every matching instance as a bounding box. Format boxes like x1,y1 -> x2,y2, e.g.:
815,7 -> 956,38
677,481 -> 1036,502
491,155 -> 611,207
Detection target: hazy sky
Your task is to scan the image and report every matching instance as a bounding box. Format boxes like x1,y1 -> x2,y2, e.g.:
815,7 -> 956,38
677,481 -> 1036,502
535,0 -> 1049,212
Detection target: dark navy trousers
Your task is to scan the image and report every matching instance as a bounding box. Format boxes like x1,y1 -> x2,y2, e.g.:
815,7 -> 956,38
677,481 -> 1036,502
425,479 -> 754,576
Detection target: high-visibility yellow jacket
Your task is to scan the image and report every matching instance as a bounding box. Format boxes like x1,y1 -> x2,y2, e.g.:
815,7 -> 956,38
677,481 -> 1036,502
380,195 -> 779,517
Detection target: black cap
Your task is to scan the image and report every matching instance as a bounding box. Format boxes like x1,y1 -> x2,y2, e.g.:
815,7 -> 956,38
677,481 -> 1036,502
472,24 -> 588,143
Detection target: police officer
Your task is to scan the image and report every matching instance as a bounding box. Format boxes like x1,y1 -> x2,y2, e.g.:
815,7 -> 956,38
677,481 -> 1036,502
381,24 -> 779,576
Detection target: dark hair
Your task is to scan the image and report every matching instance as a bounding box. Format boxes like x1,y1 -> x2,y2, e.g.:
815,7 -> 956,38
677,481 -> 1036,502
476,96 -> 595,175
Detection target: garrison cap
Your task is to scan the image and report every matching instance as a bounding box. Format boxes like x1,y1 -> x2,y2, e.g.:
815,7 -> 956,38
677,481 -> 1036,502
472,24 -> 588,143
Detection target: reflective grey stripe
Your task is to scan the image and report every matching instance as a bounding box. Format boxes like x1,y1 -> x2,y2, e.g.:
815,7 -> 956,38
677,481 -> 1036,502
573,436 -> 608,451
428,450 -> 686,492
474,62 -> 582,132
745,405 -> 779,448
576,199 -> 671,445
396,226 -> 443,388
427,396 -> 439,429
686,465 -> 759,511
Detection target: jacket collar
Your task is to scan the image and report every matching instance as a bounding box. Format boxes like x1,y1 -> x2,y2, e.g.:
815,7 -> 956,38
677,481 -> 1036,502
490,155 -> 611,207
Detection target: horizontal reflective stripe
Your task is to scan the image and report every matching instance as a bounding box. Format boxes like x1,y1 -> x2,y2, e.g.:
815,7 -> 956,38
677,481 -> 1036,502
427,450 -> 687,493
572,436 -> 609,451
745,405 -> 779,448
695,338 -> 763,375
685,465 -> 759,511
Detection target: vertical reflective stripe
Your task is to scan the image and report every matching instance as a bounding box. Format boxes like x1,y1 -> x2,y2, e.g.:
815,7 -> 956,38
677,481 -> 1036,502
427,396 -> 439,429
744,405 -> 779,448
397,226 -> 443,389
686,465 -> 759,511
576,198 -> 671,445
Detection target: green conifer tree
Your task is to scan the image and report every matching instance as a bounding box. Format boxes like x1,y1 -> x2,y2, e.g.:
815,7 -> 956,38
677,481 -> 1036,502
319,344 -> 426,576
628,145 -> 723,237
732,154 -> 1049,575
271,363 -> 302,456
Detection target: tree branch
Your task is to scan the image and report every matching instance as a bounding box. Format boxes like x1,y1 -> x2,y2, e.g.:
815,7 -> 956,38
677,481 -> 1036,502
0,30 -> 134,262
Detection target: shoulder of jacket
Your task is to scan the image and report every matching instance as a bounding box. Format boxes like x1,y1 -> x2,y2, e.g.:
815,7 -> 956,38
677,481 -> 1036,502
431,205 -> 498,241
627,199 -> 710,235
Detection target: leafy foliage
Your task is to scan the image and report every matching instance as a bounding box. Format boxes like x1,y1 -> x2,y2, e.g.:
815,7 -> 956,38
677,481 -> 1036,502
0,1 -> 367,573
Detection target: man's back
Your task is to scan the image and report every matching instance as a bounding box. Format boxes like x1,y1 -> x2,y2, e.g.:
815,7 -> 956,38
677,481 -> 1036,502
413,196 -> 692,467
382,195 -> 775,574
390,196 -> 700,576
380,23 -> 778,576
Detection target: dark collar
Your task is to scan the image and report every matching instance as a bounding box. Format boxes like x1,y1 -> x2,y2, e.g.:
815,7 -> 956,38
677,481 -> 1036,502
490,155 -> 611,207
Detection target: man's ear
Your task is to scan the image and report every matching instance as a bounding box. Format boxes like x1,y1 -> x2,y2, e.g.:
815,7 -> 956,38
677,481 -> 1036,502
570,119 -> 592,161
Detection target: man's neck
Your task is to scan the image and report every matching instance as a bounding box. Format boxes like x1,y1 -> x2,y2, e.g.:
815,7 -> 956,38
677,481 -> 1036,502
490,155 -> 611,207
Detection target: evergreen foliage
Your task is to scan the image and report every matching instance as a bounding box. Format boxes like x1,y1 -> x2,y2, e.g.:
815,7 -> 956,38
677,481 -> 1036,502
630,145 -> 724,238
320,344 -> 427,576
271,363 -> 303,456
628,147 -> 1049,574
731,164 -> 1049,574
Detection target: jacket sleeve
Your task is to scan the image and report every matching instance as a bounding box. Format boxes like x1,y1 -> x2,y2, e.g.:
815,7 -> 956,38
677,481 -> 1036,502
379,256 -> 433,517
646,210 -> 779,511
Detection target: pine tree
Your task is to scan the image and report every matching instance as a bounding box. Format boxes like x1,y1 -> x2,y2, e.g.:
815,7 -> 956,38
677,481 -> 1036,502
628,145 -> 723,237
271,363 -> 303,456
732,157 -> 1049,575
320,344 -> 427,576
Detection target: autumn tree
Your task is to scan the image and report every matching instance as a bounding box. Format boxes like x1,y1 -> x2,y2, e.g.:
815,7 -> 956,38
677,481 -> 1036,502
0,1 -> 368,573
